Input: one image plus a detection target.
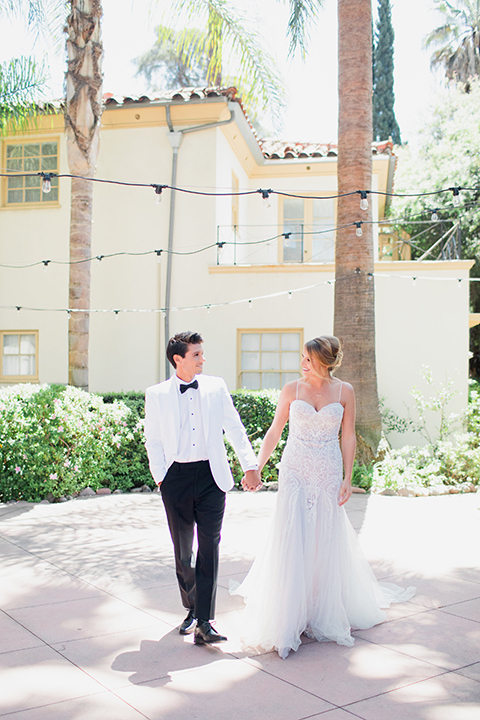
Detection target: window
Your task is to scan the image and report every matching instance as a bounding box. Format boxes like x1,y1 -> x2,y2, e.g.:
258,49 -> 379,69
0,331 -> 38,381
238,330 -> 302,390
5,141 -> 58,205
281,196 -> 335,263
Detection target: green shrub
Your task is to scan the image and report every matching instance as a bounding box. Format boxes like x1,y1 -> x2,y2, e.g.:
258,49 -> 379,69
351,460 -> 374,491
229,389 -> 288,486
0,384 -> 152,502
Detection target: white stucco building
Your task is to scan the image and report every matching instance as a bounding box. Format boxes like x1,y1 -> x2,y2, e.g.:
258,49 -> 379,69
0,88 -> 473,446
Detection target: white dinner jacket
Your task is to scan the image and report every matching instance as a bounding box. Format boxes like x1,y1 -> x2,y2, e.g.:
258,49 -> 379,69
144,374 -> 257,492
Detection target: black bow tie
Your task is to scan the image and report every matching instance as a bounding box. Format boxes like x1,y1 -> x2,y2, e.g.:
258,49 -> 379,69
179,379 -> 198,394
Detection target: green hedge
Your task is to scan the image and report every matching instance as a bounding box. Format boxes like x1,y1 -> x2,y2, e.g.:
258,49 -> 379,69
0,384 -> 152,502
1,385 -> 370,502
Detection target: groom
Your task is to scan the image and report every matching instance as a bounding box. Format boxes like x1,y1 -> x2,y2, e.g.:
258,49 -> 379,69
145,331 -> 261,644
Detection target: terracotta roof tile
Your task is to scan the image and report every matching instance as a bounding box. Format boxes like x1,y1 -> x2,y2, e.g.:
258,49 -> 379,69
100,87 -> 394,160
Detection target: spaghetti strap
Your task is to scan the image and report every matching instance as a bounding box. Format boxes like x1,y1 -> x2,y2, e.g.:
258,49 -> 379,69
296,380 -> 300,400
338,381 -> 343,402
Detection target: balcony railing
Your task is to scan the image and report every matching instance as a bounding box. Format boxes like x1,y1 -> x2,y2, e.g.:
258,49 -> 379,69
215,225 -> 335,265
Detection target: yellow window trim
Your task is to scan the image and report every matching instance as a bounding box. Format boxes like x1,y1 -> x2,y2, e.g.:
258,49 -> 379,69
236,328 -> 304,390
2,137 -> 60,208
0,330 -> 39,383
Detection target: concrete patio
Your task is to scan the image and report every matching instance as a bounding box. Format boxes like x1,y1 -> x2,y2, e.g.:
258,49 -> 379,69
1,488 -> 479,719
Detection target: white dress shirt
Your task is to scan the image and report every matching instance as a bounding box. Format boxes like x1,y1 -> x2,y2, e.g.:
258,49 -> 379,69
174,374 -> 209,463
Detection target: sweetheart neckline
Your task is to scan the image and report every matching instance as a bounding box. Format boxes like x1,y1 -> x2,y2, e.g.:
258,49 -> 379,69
292,399 -> 344,414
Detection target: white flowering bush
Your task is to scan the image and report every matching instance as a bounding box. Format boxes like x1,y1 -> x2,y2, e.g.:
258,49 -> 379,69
373,376 -> 480,494
0,384 -> 151,502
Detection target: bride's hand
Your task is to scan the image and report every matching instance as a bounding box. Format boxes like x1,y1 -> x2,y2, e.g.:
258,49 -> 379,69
338,479 -> 352,506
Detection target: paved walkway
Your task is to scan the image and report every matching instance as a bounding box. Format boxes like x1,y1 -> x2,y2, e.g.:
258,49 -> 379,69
1,489 -> 479,720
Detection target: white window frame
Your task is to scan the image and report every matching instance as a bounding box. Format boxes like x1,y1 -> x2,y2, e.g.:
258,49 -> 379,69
278,194 -> 337,263
237,328 -> 303,390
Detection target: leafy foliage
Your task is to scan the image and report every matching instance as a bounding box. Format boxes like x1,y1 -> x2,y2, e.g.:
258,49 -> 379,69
227,389 -> 288,486
0,56 -> 47,134
424,0 -> 480,86
0,384 -> 152,502
134,25 -> 209,89
372,0 -> 401,144
389,79 -> 480,355
373,371 -> 480,494
157,0 -> 285,126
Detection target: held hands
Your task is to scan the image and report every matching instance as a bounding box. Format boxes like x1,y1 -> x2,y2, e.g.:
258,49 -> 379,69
338,479 -> 352,506
242,469 -> 263,492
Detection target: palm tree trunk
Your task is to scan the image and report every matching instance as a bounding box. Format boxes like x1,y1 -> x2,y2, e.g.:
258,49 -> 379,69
335,0 -> 381,454
65,0 -> 103,390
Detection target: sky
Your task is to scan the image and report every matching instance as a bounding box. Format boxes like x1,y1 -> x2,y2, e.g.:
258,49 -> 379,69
0,0 -> 445,145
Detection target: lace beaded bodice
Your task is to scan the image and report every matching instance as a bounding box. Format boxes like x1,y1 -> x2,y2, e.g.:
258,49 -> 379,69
289,400 -> 344,445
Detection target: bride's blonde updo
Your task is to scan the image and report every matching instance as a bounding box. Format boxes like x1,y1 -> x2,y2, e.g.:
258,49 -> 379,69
305,336 -> 343,376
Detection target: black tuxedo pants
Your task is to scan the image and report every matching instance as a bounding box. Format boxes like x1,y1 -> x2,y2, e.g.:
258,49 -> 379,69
160,460 -> 226,622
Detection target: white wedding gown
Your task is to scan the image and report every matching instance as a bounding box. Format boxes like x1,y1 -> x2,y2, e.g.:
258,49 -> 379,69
233,384 -> 415,659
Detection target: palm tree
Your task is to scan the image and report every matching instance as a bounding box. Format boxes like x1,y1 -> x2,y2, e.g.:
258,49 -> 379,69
285,0 -> 381,453
154,0 -> 285,124
335,0 -> 381,454
6,0 -> 284,390
65,0 -> 103,390
425,0 -> 480,86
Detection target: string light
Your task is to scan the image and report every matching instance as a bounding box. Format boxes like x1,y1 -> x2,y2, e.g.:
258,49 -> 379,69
355,222 -> 363,237
3,273 -> 476,319
359,191 -> 369,211
283,231 -> 291,247
431,209 -> 439,222
451,187 -> 462,207
41,173 -> 52,194
152,184 -> 167,204
1,171 -> 478,205
155,249 -> 162,263
258,188 -> 272,209
96,255 -> 104,263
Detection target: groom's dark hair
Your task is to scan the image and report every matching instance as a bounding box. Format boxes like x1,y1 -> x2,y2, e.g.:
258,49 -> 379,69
167,331 -> 204,368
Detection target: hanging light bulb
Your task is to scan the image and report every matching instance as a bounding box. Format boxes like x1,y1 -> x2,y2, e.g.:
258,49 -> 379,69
114,310 -> 120,319
259,188 -> 272,209
43,260 -> 50,273
248,299 -> 253,309
412,276 -> 417,286
359,191 -> 368,211
355,222 -> 363,237
288,291 -> 293,300
42,173 -> 52,194
452,187 -> 461,207
152,184 -> 167,204
155,250 -> 162,263
431,209 -> 439,222
284,232 -> 291,247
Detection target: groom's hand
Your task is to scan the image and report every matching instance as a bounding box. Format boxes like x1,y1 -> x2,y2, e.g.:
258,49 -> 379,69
242,469 -> 263,492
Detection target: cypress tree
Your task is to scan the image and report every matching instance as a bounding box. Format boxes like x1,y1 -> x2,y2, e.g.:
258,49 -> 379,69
372,0 -> 401,144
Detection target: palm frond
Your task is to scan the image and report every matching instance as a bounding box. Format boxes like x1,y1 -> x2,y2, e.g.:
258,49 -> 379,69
157,0 -> 286,125
0,56 -> 49,135
0,0 -> 66,49
282,0 -> 323,57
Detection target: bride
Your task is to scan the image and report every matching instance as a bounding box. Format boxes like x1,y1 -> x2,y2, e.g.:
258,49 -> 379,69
234,335 -> 415,659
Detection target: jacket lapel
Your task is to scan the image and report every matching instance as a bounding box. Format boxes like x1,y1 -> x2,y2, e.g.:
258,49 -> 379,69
167,376 -> 180,451
197,376 -> 210,442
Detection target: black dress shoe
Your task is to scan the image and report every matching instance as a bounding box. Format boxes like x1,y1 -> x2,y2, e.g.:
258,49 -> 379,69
179,609 -> 196,635
194,620 -> 228,644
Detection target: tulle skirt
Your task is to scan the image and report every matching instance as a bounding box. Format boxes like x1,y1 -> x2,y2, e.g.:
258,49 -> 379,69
232,478 -> 415,659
